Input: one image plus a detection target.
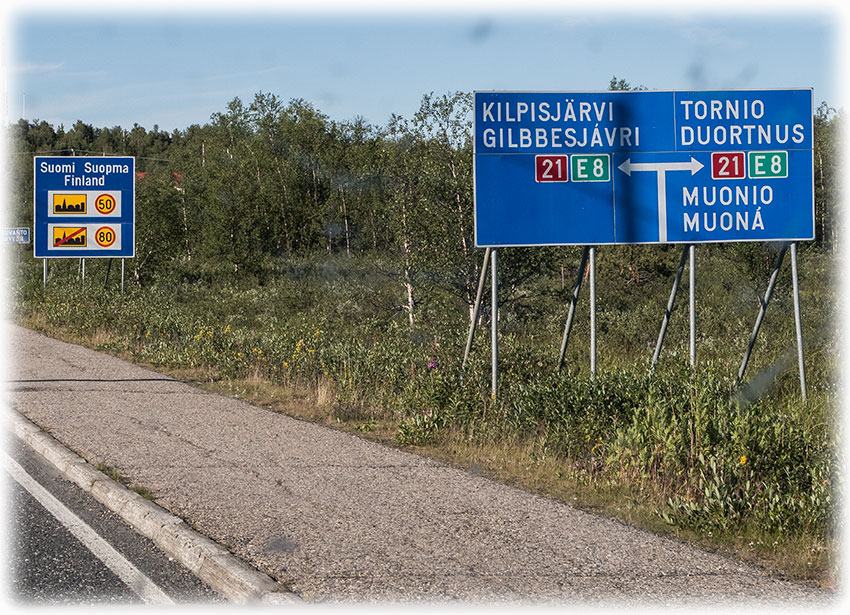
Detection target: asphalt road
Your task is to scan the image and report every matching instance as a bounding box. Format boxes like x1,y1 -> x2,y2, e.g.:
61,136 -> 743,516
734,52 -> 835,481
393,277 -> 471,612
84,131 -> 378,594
4,324 -> 839,608
4,435 -> 224,605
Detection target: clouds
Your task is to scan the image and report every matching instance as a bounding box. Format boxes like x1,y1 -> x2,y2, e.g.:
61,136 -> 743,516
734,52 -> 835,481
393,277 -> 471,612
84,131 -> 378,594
6,11 -> 838,133
10,61 -> 63,74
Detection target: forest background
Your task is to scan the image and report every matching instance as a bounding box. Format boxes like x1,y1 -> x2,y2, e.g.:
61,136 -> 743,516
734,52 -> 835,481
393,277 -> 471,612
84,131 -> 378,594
4,79 -> 844,586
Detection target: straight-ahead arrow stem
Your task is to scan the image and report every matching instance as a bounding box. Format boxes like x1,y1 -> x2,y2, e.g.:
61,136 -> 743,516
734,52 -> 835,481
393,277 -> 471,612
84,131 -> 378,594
617,157 -> 704,243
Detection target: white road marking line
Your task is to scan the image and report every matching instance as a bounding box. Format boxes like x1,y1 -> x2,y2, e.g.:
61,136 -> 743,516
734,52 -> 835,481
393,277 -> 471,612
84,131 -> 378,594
2,451 -> 174,605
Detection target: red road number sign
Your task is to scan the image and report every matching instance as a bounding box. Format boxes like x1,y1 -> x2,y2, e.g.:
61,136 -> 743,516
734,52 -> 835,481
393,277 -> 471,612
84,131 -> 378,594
711,152 -> 746,180
535,155 -> 568,183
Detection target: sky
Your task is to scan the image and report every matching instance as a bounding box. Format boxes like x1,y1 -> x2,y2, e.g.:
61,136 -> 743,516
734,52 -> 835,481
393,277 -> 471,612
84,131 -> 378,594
1,0 -> 847,133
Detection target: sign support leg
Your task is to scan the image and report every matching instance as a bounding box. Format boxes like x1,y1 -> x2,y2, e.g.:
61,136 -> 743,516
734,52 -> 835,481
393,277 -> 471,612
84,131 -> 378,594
462,247 -> 492,374
737,243 -> 789,384
651,245 -> 689,370
589,246 -> 597,379
81,258 -> 85,285
689,244 -> 696,368
558,246 -> 590,370
790,242 -> 807,402
43,259 -> 47,288
491,248 -> 498,399
121,259 -> 125,294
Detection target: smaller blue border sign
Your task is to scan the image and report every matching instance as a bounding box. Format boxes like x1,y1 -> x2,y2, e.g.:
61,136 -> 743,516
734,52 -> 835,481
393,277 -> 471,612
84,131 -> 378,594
34,156 -> 135,258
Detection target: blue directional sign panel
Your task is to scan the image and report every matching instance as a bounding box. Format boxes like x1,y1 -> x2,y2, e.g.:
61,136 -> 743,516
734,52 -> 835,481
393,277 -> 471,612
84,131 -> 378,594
474,89 -> 814,246
2,227 -> 30,244
34,156 -> 135,258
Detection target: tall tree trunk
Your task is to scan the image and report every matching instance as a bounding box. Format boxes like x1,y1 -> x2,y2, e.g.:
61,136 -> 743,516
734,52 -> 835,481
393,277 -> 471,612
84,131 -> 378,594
449,154 -> 473,308
401,198 -> 415,328
340,187 -> 351,256
273,161 -> 292,254
179,189 -> 191,260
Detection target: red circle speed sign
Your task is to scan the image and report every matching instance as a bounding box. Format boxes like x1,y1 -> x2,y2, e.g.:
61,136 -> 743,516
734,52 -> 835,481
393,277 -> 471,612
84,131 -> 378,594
95,193 -> 117,215
95,226 -> 117,247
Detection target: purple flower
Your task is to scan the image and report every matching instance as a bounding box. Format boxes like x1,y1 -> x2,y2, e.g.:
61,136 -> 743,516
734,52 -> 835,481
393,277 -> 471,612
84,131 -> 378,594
427,358 -> 437,369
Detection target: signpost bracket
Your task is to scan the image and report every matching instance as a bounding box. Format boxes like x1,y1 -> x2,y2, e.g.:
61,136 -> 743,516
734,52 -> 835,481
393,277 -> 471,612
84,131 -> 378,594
557,246 -> 590,370
651,245 -> 690,370
736,242 -> 789,386
462,246 -> 492,374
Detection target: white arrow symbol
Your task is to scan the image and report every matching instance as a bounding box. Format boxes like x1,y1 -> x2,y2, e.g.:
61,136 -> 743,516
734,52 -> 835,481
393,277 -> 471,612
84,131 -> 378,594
617,157 -> 704,176
617,157 -> 704,242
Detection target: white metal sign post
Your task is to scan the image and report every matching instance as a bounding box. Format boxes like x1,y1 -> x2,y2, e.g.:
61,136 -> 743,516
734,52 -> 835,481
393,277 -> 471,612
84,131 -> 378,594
689,245 -> 696,367
491,249 -> 498,398
790,243 -> 807,401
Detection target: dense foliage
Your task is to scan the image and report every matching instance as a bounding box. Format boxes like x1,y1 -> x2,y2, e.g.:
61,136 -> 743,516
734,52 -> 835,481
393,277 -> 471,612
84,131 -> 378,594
5,85 -> 843,578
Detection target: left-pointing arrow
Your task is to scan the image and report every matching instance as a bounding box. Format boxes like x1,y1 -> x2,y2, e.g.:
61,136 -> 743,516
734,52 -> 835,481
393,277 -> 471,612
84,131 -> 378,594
618,157 -> 704,176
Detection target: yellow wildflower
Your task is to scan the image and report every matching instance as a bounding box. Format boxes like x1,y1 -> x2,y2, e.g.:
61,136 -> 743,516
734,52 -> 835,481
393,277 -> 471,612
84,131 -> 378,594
740,455 -> 747,466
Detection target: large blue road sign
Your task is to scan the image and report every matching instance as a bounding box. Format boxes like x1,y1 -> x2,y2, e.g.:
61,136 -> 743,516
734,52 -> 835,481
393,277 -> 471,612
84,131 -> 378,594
474,89 -> 814,247
34,156 -> 135,258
